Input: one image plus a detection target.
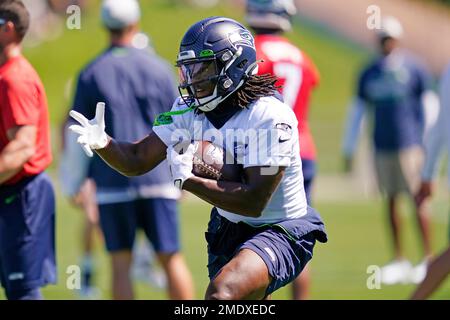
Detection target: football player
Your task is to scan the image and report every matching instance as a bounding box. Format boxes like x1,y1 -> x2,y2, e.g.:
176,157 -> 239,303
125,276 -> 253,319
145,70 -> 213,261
69,17 -> 327,300
342,16 -> 437,285
0,0 -> 55,300
246,0 -> 320,300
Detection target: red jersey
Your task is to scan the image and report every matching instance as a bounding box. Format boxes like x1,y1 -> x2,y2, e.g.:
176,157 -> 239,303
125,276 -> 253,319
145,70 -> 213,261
255,34 -> 320,160
0,55 -> 52,185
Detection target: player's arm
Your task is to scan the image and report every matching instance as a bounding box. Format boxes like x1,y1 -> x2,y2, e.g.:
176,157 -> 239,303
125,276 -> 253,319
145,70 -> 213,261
342,69 -> 370,172
418,95 -> 444,203
342,97 -> 365,172
96,132 -> 167,176
69,102 -> 167,177
183,167 -> 285,218
416,67 -> 450,203
0,125 -> 36,184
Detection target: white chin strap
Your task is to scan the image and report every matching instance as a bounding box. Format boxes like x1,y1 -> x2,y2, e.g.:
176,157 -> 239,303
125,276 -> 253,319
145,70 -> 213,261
197,80 -> 243,112
197,88 -> 222,112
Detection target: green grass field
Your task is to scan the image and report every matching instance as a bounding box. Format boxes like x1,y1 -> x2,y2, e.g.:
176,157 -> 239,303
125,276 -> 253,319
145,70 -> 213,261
29,195 -> 448,300
1,0 -> 449,300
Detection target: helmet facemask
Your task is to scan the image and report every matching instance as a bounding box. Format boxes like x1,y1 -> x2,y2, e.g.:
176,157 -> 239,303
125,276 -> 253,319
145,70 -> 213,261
177,47 -> 246,112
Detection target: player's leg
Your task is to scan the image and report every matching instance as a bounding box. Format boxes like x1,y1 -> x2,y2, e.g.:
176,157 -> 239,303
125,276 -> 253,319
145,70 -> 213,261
131,237 -> 167,289
98,201 -> 137,300
139,198 -> 194,300
401,146 -> 432,258
380,194 -> 415,285
205,249 -> 271,300
375,151 -> 404,259
292,265 -> 310,300
204,209 -> 271,300
414,202 -> 432,257
78,180 -> 100,297
412,198 -> 432,284
111,251 -> 133,300
157,252 -> 194,299
375,152 -> 415,284
204,209 -> 321,300
400,146 -> 431,282
388,194 -> 403,259
410,246 -> 450,299
0,173 -> 56,300
80,218 -> 97,294
292,159 -> 316,300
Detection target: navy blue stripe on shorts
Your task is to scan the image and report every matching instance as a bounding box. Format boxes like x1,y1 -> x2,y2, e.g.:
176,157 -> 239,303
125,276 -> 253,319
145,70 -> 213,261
0,173 -> 56,294
98,198 -> 180,253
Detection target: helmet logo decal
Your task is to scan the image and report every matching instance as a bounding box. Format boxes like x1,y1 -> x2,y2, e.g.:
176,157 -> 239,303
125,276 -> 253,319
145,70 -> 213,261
200,49 -> 214,58
228,30 -> 255,49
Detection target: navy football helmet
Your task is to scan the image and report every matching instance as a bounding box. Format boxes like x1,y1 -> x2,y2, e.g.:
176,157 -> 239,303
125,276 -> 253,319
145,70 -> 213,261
245,0 -> 297,32
176,17 -> 258,112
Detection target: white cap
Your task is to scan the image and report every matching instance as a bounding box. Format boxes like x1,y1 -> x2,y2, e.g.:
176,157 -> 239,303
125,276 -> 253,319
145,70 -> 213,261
101,0 -> 141,30
377,16 -> 404,39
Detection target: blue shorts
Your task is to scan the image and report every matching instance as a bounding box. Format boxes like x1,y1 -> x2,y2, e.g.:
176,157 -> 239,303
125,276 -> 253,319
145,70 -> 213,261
0,173 -> 56,294
302,159 -> 316,205
99,198 -> 180,253
205,207 -> 327,296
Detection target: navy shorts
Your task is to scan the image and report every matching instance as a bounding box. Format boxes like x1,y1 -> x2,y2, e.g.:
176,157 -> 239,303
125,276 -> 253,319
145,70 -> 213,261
302,159 -> 316,205
0,173 -> 56,294
99,198 -> 180,253
205,207 -> 327,296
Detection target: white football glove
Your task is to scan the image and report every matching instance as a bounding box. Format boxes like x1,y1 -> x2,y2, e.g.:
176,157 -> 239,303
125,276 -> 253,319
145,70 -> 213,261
69,102 -> 109,157
167,142 -> 197,189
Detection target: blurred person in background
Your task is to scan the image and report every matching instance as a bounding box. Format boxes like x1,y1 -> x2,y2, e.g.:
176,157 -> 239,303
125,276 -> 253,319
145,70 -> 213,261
21,0 -> 88,47
68,15 -> 328,301
60,30 -> 165,300
342,16 -> 438,285
0,0 -> 56,300
245,0 -> 320,300
61,122 -> 168,299
21,0 -> 62,47
411,63 -> 450,299
66,0 -> 194,300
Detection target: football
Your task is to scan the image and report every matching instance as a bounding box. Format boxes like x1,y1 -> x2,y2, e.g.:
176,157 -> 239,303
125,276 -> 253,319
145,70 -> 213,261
192,141 -> 243,182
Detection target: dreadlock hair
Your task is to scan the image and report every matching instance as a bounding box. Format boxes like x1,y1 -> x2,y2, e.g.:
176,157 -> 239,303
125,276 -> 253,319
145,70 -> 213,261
227,74 -> 281,109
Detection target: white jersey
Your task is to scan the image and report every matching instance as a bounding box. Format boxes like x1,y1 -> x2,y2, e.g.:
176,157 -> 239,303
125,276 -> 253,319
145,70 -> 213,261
153,95 -> 308,225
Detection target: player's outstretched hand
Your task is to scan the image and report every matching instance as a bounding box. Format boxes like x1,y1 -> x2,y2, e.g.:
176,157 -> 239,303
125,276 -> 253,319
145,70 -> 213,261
167,142 -> 197,189
69,102 -> 109,157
